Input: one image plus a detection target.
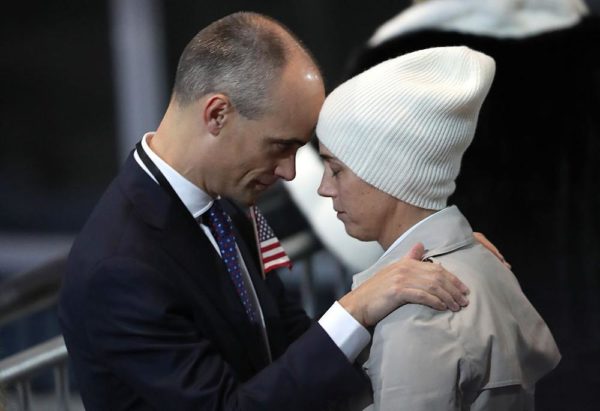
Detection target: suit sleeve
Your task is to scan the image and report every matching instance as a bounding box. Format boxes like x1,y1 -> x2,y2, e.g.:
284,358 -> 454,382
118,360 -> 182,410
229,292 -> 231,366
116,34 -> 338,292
263,271 -> 313,342
85,257 -> 369,411
364,306 -> 466,411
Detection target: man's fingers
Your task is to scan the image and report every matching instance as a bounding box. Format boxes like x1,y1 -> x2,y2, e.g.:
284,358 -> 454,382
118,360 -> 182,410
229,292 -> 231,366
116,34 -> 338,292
406,242 -> 425,260
424,278 -> 462,311
444,270 -> 470,299
473,232 -> 511,269
413,263 -> 469,309
349,254 -> 471,325
418,260 -> 470,296
408,289 -> 447,311
399,270 -> 465,311
436,268 -> 470,307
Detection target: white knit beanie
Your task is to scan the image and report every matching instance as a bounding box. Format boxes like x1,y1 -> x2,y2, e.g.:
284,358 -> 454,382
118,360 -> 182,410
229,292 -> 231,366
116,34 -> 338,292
316,46 -> 495,210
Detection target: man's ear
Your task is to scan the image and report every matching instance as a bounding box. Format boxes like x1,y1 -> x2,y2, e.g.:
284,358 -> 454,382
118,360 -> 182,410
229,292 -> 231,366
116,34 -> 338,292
203,94 -> 231,135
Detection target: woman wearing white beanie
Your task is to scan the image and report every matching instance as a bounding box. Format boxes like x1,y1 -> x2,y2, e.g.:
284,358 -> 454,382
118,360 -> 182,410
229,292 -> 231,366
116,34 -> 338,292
343,2 -> 600,408
317,46 -> 560,410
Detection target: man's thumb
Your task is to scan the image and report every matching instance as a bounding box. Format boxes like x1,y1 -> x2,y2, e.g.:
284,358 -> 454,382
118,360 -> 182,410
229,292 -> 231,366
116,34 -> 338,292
407,242 -> 425,260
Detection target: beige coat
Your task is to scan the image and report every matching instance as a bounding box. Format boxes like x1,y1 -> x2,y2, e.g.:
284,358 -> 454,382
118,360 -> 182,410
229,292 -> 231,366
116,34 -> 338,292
353,206 -> 560,410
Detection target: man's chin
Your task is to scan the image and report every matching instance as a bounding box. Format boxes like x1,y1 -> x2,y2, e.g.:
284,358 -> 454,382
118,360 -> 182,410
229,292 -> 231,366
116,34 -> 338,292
231,194 -> 256,207
225,181 -> 274,206
231,188 -> 264,206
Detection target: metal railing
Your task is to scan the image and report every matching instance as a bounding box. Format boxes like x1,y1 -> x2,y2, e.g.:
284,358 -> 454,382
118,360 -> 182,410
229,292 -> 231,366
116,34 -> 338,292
0,257 -> 66,328
0,230 -> 344,411
0,336 -> 70,411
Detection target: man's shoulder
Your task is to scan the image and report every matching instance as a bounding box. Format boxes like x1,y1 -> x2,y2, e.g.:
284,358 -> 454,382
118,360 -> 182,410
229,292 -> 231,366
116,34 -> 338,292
70,182 -> 142,265
70,157 -> 178,269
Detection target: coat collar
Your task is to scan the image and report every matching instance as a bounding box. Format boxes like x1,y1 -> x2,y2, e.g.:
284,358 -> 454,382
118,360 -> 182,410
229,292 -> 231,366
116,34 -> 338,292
353,206 -> 475,288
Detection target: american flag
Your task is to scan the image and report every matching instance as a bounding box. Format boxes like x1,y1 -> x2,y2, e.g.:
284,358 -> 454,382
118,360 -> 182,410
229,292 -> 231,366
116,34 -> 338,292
249,205 -> 292,275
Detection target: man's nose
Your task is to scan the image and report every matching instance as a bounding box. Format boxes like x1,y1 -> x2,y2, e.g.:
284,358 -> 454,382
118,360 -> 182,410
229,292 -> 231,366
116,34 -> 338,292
275,156 -> 296,181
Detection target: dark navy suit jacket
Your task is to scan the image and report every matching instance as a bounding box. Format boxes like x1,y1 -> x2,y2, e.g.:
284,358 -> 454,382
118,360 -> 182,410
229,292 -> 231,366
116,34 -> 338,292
59,154 -> 369,411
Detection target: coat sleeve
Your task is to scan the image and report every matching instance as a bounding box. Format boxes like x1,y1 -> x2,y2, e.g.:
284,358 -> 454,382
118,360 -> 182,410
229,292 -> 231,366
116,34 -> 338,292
364,305 -> 466,411
84,257 -> 369,411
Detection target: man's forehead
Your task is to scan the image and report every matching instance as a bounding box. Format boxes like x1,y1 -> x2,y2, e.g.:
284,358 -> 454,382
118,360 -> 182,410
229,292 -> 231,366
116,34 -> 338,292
318,142 -> 336,159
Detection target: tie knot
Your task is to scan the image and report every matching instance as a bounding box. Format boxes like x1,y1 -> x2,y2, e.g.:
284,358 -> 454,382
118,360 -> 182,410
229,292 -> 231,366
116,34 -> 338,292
203,200 -> 234,242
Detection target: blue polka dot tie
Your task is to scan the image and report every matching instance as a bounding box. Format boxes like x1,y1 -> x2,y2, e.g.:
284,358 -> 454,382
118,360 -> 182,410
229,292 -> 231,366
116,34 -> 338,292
204,201 -> 258,324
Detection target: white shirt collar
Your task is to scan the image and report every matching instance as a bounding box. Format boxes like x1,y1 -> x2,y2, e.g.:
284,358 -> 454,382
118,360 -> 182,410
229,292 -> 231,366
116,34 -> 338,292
133,132 -> 214,218
379,207 -> 447,260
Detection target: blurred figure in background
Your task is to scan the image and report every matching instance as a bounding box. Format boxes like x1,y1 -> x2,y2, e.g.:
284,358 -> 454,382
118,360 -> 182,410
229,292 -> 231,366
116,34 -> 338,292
343,0 -> 600,409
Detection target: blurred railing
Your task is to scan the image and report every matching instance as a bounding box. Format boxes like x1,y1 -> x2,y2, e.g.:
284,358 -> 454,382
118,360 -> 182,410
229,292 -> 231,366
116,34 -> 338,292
1,255 -> 75,411
0,257 -> 66,328
0,336 -> 70,411
0,230 -> 338,411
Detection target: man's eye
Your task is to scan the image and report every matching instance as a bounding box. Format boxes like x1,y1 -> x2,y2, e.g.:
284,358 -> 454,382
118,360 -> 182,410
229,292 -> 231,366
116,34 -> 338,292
273,142 -> 291,153
331,169 -> 340,177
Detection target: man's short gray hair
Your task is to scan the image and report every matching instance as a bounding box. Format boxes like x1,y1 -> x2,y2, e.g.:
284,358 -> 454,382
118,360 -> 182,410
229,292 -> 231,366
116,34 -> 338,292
173,12 -> 297,119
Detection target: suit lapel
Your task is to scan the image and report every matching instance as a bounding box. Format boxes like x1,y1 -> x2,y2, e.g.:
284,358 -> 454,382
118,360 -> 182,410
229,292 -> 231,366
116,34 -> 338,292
120,155 -> 271,372
221,201 -> 280,320
164,200 -> 279,371
161,205 -> 248,322
221,200 -> 281,365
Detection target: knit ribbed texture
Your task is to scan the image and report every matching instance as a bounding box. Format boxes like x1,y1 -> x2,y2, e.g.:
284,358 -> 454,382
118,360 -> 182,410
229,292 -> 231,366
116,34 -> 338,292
316,46 -> 495,210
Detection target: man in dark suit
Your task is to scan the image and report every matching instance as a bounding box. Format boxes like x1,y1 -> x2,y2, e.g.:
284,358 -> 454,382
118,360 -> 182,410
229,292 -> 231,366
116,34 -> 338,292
59,12 -> 469,411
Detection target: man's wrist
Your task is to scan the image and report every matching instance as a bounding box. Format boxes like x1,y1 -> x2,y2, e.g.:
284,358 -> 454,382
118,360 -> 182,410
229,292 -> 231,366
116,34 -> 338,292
338,292 -> 365,326
318,301 -> 371,362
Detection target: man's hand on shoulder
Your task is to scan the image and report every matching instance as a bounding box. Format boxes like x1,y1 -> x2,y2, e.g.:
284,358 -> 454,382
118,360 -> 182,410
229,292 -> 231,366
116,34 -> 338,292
338,243 -> 469,327
473,232 -> 511,269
